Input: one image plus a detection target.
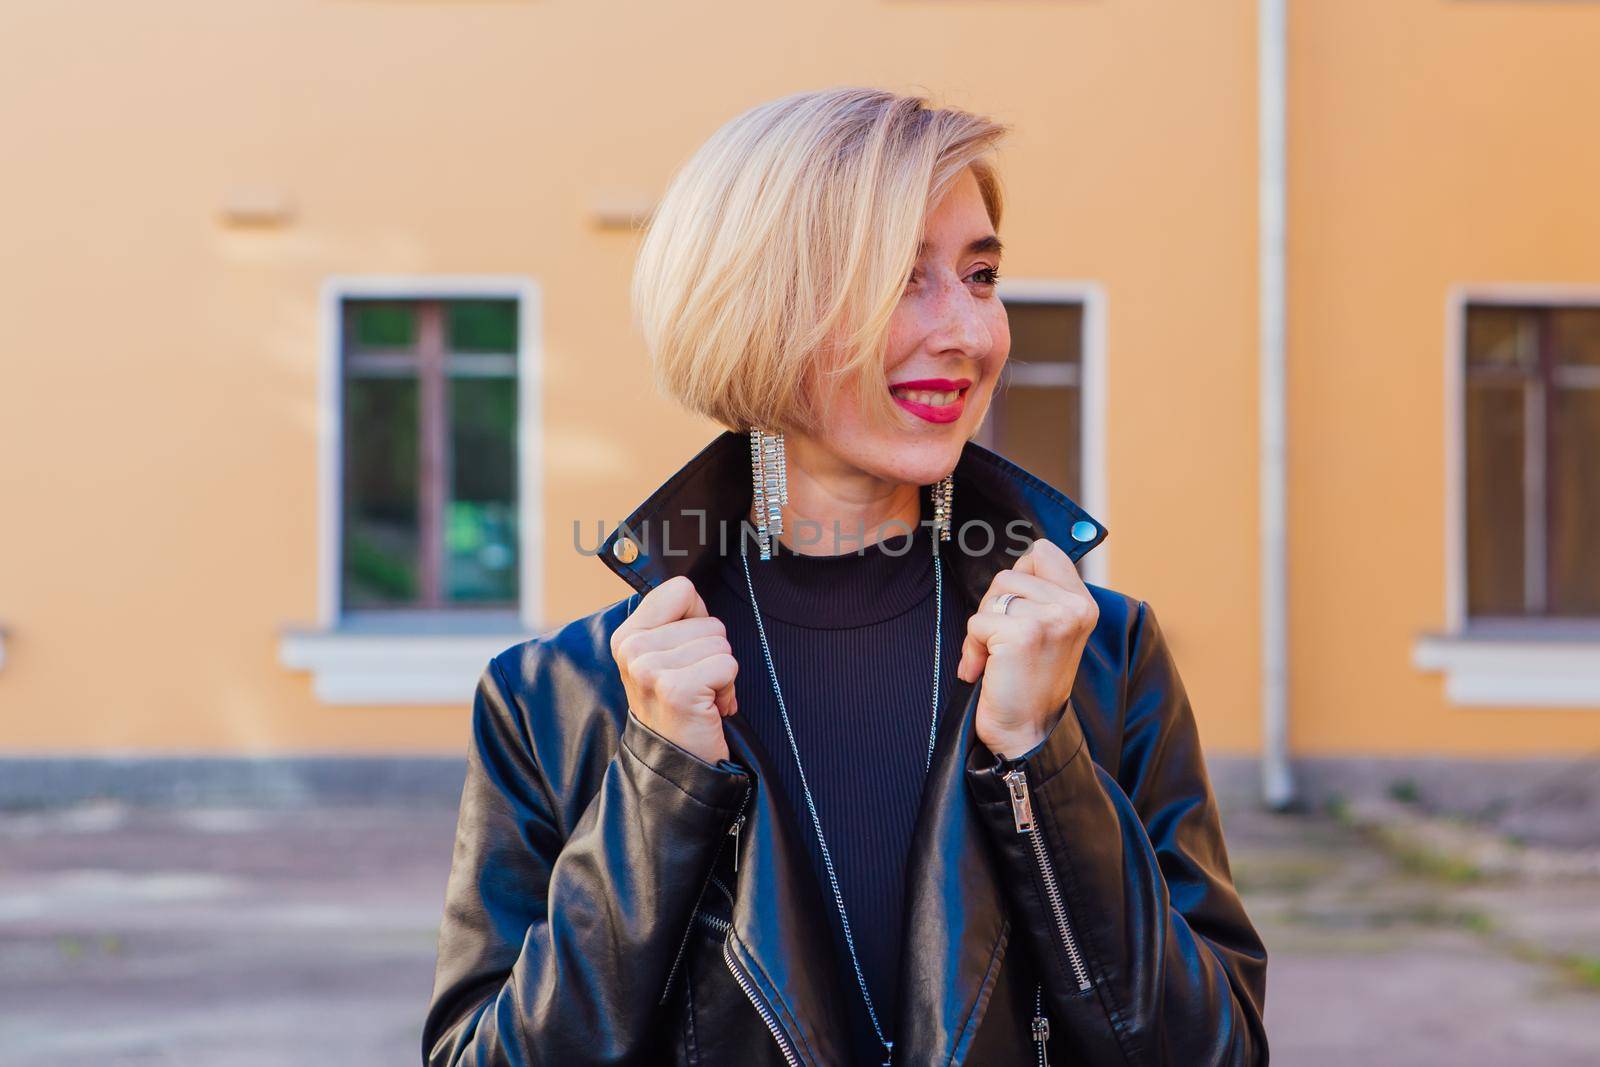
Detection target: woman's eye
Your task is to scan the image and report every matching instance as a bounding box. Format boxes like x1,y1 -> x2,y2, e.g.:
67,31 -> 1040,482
905,266 -> 1002,292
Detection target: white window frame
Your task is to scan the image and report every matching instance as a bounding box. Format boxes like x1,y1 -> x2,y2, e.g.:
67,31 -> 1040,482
1413,283 -> 1600,708
987,279 -> 1110,585
279,275 -> 545,705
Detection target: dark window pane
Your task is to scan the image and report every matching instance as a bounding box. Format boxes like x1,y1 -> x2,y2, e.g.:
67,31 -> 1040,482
1550,308 -> 1600,367
349,301 -> 416,350
1006,303 -> 1082,365
1465,306 -> 1536,372
992,384 -> 1081,501
1465,381 -> 1527,616
1548,387 -> 1600,615
447,377 -> 519,604
343,377 -> 420,607
449,299 -> 518,353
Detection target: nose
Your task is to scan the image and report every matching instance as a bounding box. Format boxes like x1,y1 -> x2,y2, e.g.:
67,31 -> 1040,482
921,274 -> 994,360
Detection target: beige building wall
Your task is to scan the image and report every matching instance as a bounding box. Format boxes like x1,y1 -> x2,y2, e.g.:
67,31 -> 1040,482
5,1 -> 1592,762
1291,0 -> 1600,756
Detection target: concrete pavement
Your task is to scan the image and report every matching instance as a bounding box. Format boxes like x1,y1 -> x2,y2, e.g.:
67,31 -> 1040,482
1,797 -> 1597,1065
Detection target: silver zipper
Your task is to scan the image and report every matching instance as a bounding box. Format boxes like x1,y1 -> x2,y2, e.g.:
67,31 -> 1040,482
1003,768 -> 1093,992
695,909 -> 732,935
659,781 -> 752,1006
688,898 -> 799,1065
1032,981 -> 1051,1066
723,935 -> 802,1067
728,808 -> 747,874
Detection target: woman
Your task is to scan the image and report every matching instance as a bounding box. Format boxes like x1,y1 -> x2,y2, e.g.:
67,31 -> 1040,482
423,87 -> 1267,1066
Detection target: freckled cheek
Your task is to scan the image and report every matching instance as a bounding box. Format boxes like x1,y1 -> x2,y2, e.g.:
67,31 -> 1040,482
882,320 -> 921,372
987,309 -> 1011,360
973,317 -> 1010,385
968,379 -> 999,420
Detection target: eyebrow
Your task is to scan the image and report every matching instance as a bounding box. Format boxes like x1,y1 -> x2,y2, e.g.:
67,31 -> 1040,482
918,234 -> 1004,258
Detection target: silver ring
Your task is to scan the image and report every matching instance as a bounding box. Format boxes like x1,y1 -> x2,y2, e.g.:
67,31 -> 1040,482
992,592 -> 1020,616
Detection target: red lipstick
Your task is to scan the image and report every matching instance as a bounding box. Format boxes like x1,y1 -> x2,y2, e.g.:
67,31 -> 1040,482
889,377 -> 971,424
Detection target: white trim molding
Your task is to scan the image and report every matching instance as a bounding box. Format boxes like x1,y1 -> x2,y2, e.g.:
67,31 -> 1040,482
281,274 -> 545,706
992,278 -> 1110,586
1417,284 -> 1600,709
1414,632 -> 1600,708
279,629 -> 532,706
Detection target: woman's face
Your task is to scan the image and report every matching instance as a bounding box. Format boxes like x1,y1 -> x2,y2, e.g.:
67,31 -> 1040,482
805,165 -> 1010,491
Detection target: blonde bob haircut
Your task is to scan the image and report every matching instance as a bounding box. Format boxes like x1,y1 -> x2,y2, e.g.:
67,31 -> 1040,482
631,86 -> 1010,438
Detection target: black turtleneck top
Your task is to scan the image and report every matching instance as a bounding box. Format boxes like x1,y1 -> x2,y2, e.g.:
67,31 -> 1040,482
700,516 -> 967,1065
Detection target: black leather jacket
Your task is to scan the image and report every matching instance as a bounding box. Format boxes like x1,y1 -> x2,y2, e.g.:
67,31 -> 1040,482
423,429 -> 1268,1066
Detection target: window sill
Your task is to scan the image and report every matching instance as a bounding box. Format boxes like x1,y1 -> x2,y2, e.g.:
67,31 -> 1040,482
1413,625 -> 1600,708
279,614 -> 537,705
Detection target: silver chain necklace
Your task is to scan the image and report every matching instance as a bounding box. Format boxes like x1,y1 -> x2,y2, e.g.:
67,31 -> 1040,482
737,534 -> 944,1067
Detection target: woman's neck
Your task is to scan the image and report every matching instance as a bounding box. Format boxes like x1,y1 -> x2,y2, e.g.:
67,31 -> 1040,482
754,435 -> 922,557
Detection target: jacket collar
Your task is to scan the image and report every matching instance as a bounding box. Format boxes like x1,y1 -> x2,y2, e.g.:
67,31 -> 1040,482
597,428 -> 1107,604
597,428 -> 1107,1065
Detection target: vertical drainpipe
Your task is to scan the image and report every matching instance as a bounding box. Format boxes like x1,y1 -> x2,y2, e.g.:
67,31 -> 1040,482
1260,0 -> 1295,809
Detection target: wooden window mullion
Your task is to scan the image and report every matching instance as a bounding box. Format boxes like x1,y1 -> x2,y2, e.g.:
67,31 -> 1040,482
1529,309 -> 1553,615
417,301 -> 449,609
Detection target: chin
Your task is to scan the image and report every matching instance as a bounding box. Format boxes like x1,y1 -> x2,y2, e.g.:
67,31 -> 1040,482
830,411 -> 974,484
875,436 -> 966,486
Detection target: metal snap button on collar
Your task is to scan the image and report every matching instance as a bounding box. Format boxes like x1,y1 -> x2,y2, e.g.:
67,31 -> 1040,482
1070,520 -> 1097,543
612,536 -> 640,563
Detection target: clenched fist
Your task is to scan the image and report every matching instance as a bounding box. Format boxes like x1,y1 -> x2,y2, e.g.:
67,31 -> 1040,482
957,537 -> 1098,760
609,574 -> 740,766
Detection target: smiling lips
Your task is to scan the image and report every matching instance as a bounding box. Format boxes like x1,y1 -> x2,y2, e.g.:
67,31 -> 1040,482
889,377 -> 971,423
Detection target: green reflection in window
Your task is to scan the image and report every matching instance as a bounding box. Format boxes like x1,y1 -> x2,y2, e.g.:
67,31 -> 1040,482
447,375 -> 518,603
449,299 -> 518,353
351,302 -> 416,350
342,376 -> 420,606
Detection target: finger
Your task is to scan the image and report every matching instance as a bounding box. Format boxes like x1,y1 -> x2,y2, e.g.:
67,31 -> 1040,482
714,680 -> 739,719
964,609 -> 1038,647
979,570 -> 1070,613
616,615 -> 728,657
686,652 -> 738,696
1014,537 -> 1087,595
653,652 -> 738,717
958,630 -> 989,682
628,574 -> 701,628
976,595 -> 1059,621
968,597 -> 1094,650
630,634 -> 734,676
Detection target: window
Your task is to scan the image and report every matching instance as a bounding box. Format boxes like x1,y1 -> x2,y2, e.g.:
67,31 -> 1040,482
1414,292 -> 1600,707
1463,304 -> 1600,621
976,285 -> 1106,580
279,277 -> 542,706
342,298 -> 520,614
982,299 -> 1086,499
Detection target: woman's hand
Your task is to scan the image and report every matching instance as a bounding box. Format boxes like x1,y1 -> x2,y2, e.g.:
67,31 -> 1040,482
610,574 -> 739,765
957,537 -> 1098,759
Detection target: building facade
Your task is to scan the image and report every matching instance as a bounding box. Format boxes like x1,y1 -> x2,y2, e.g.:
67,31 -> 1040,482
2,1 -> 1597,800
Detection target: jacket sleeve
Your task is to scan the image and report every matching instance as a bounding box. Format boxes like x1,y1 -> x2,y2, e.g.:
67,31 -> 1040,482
964,598 -> 1269,1065
423,652 -> 752,1066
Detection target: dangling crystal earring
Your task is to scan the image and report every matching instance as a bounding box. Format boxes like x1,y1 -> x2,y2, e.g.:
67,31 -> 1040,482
932,472 -> 954,542
749,426 -> 788,560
